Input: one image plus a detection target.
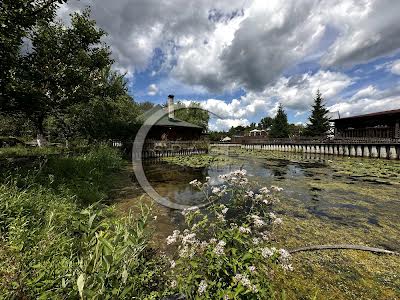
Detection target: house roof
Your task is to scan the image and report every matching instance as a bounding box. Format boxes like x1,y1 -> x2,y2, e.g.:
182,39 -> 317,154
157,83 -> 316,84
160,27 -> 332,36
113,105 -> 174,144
138,105 -> 203,129
332,109 -> 400,122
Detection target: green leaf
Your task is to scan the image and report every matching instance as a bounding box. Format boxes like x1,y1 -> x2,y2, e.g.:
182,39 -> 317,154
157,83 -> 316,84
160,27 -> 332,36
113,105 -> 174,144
77,273 -> 85,298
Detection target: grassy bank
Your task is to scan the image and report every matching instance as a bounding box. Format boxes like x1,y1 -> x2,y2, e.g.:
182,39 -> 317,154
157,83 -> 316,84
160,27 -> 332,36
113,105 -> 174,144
0,146 -> 168,299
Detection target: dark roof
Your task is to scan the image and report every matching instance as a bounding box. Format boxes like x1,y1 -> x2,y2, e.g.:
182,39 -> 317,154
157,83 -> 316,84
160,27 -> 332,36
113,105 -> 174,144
138,105 -> 203,129
332,109 -> 400,121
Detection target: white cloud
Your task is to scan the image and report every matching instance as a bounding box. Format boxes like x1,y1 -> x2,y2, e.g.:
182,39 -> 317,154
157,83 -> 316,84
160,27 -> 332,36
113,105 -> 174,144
322,0 -> 400,67
147,84 -> 158,96
329,86 -> 400,117
60,0 -> 400,94
181,70 -> 352,131
209,118 -> 250,132
243,70 -> 353,113
390,59 -> 400,75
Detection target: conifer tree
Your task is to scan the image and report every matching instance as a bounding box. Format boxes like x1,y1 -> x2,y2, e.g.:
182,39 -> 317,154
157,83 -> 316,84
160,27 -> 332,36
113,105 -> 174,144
305,90 -> 331,136
269,104 -> 290,138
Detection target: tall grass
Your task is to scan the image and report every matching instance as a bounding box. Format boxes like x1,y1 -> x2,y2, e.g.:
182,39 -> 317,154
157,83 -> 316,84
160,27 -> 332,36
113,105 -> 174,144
0,146 -> 168,299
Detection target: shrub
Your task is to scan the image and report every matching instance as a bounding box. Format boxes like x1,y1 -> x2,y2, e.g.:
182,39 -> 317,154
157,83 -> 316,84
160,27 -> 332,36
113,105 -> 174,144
0,182 -> 165,299
165,170 -> 290,299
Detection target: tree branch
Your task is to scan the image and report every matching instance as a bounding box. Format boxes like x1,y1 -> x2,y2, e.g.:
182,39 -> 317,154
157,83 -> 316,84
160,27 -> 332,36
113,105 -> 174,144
28,0 -> 63,17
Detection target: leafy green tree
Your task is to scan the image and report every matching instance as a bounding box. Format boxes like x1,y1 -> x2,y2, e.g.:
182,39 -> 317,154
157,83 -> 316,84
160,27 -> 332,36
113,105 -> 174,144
208,131 -> 226,141
138,101 -> 155,113
175,101 -> 209,130
51,72 -> 141,144
2,10 -> 113,143
228,125 -> 246,136
289,123 -> 304,138
269,104 -> 290,138
0,0 -> 67,105
304,90 -> 331,136
259,116 -> 273,129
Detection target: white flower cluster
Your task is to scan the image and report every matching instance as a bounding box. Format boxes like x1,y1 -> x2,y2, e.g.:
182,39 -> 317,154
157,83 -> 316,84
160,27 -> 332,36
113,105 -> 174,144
239,226 -> 251,234
166,230 -> 180,245
250,214 -> 266,228
198,280 -> 208,295
261,246 -> 276,258
233,273 -> 258,292
213,240 -> 226,256
181,205 -> 199,217
219,170 -> 249,187
211,185 -> 228,197
271,185 -> 283,192
189,179 -> 202,189
260,247 -> 293,271
278,249 -> 293,271
268,212 -> 283,226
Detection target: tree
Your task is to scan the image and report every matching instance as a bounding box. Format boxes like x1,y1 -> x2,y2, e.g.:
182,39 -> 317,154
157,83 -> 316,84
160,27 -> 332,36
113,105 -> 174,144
304,90 -> 330,137
49,68 -> 141,144
269,104 -> 290,138
259,116 -> 273,129
1,10 -> 114,143
0,0 -> 68,103
174,101 -> 209,130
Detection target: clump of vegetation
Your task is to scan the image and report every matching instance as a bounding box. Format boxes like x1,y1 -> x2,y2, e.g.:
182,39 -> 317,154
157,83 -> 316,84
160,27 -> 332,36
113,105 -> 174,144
0,145 -> 64,159
162,154 -> 234,168
0,146 -> 168,298
165,170 -> 289,299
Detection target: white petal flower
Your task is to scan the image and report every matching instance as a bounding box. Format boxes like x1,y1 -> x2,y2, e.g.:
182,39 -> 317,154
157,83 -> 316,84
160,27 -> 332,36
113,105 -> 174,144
198,280 -> 208,295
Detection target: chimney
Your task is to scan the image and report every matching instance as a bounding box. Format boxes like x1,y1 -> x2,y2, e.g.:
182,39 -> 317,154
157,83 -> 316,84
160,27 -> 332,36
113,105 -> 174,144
167,94 -> 174,119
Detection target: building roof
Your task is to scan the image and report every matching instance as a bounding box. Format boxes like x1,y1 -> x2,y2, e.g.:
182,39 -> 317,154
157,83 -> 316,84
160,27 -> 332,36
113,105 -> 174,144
332,109 -> 400,122
138,105 -> 203,129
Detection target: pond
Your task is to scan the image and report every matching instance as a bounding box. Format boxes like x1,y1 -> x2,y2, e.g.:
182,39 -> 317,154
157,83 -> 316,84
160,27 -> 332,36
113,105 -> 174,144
115,149 -> 400,299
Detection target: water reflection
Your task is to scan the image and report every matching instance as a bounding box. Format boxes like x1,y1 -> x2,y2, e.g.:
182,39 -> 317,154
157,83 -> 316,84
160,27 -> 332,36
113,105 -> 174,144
128,153 -> 400,252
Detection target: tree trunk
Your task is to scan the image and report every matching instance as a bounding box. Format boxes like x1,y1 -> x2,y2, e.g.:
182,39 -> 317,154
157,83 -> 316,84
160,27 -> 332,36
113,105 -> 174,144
36,115 -> 47,147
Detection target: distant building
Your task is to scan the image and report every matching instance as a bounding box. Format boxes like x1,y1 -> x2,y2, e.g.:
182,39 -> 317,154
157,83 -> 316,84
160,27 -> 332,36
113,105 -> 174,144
139,95 -> 205,141
248,129 -> 268,137
333,109 -> 400,139
220,136 -> 232,142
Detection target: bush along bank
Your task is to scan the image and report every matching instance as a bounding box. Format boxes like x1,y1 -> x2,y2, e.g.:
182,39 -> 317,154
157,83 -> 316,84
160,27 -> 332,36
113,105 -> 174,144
0,146 -> 169,299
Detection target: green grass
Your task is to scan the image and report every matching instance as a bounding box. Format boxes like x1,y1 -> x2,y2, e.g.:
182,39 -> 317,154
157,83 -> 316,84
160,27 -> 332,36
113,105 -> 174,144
0,145 -> 64,159
0,146 -> 168,299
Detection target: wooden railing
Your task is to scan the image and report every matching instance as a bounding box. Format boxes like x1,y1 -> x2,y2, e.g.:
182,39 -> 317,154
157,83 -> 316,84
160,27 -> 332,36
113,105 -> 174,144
232,136 -> 400,145
140,140 -> 209,158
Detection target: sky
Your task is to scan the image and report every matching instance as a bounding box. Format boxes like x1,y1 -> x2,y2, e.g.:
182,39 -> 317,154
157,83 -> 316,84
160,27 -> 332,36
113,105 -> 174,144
58,0 -> 400,131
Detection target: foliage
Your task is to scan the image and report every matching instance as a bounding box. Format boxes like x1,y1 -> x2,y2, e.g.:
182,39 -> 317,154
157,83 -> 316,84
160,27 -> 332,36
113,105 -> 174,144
208,131 -> 227,141
288,123 -> 304,138
0,147 -> 167,299
165,170 -> 290,299
228,125 -> 246,137
2,10 -> 111,136
269,104 -> 290,138
259,117 -> 273,130
1,6 -> 140,144
0,0 -> 67,102
48,68 -> 141,143
0,144 -> 63,158
175,101 -> 210,130
304,90 -> 331,137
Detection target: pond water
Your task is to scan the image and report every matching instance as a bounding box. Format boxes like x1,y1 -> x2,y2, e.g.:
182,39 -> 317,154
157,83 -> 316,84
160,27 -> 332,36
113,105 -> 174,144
120,152 -> 400,252
115,151 -> 400,298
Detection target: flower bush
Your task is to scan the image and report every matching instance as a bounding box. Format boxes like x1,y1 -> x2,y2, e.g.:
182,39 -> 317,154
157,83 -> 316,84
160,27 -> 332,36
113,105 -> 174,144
165,170 -> 291,299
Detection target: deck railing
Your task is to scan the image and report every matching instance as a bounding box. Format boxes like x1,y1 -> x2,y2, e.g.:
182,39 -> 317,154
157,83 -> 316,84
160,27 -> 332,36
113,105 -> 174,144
232,136 -> 400,145
141,140 -> 209,158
